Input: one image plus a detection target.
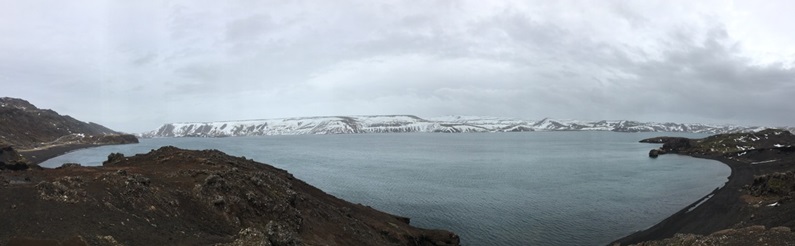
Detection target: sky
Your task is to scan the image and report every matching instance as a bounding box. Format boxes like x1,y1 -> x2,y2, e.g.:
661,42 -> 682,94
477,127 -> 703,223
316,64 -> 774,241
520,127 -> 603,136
2,0 -> 794,133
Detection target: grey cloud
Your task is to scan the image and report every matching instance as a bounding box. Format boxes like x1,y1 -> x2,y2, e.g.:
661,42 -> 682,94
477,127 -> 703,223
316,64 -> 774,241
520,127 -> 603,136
131,53 -> 158,66
225,14 -> 274,42
604,27 -> 795,125
2,0 -> 794,132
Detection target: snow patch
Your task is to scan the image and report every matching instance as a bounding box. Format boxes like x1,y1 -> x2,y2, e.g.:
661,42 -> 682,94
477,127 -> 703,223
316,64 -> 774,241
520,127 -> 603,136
752,160 -> 778,164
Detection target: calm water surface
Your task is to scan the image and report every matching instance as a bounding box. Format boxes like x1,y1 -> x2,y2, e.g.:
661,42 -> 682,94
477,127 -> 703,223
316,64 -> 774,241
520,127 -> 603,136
42,132 -> 730,245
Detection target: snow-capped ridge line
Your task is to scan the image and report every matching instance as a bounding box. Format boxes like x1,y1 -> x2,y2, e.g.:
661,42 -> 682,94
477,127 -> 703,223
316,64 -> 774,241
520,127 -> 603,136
141,115 -> 794,138
171,115 -> 426,125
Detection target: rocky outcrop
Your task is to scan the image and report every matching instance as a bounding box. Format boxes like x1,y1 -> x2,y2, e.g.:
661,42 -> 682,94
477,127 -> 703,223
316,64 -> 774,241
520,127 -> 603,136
0,144 -> 29,170
0,146 -> 460,245
748,171 -> 795,197
648,149 -> 662,158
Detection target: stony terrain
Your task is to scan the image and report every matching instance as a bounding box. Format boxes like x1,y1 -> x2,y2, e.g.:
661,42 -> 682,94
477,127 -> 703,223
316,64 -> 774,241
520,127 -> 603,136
614,129 -> 795,245
0,147 -> 459,246
632,226 -> 795,246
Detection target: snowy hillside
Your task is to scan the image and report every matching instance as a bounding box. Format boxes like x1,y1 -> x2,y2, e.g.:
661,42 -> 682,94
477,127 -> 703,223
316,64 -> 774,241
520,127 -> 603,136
141,115 -> 789,138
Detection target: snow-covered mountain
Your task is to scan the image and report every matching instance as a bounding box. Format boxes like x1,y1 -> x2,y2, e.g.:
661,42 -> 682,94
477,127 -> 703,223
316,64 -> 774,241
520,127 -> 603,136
141,115 -> 790,138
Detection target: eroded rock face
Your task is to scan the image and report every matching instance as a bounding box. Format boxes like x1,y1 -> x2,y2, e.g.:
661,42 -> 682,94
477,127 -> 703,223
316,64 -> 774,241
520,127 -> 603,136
0,146 -> 460,246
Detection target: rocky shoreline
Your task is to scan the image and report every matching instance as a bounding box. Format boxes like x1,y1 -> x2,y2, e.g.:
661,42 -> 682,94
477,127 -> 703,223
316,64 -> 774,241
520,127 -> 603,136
17,134 -> 139,165
611,155 -> 753,245
612,129 -> 795,245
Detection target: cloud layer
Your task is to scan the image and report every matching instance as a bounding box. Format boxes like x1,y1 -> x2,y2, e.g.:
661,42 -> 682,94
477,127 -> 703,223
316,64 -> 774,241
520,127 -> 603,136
2,0 -> 793,132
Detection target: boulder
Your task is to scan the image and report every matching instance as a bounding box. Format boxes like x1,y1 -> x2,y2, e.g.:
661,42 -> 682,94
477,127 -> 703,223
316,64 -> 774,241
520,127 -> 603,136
0,145 -> 29,170
103,152 -> 125,165
649,149 -> 660,158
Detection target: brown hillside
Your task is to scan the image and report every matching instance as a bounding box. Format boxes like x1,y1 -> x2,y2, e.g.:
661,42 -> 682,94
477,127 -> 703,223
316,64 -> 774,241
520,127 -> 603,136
0,97 -> 127,149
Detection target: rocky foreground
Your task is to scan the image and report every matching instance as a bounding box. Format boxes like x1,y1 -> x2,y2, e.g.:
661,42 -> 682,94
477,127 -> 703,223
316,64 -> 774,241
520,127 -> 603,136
614,129 -> 795,245
0,146 -> 459,245
632,226 -> 795,246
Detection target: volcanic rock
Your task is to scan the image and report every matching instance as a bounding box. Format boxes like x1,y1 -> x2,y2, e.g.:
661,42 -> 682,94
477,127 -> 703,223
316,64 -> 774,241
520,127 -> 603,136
631,226 -> 795,246
0,144 -> 29,170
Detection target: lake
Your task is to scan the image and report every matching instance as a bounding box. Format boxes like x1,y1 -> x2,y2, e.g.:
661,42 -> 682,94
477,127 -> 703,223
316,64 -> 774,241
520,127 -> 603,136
41,132 -> 730,245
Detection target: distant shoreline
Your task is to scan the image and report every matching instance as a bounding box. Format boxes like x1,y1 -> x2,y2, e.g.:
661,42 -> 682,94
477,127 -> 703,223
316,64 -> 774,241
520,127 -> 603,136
611,154 -> 753,245
19,143 -> 120,166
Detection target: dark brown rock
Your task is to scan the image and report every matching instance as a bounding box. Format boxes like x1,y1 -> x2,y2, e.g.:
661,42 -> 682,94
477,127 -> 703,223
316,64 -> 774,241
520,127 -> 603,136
649,149 -> 660,158
104,153 -> 125,165
0,145 -> 29,170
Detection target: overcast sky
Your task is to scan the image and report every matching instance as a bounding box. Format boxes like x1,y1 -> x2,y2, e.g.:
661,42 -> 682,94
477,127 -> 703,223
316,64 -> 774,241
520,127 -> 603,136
2,0 -> 794,133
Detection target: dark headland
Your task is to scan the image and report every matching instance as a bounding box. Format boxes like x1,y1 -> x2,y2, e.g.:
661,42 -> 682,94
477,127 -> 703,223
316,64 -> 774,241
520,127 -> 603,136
613,129 -> 795,245
0,97 -> 459,245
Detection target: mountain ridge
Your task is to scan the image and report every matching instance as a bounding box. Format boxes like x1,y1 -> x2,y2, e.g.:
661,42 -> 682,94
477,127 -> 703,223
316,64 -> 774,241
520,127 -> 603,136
142,115 -> 793,138
0,97 -> 136,149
